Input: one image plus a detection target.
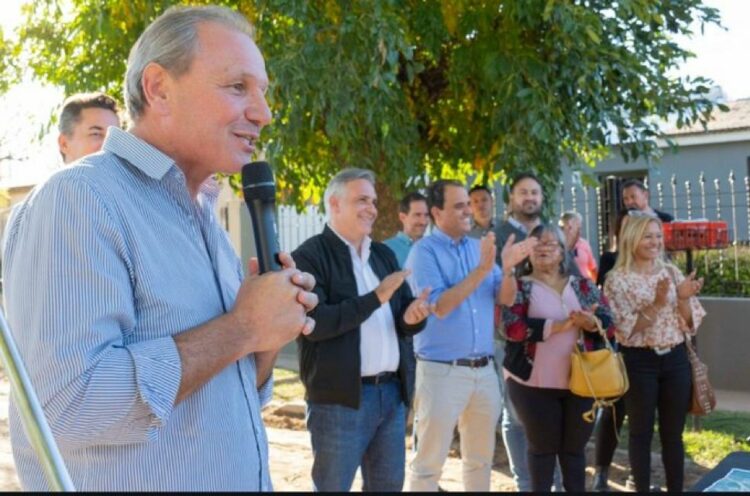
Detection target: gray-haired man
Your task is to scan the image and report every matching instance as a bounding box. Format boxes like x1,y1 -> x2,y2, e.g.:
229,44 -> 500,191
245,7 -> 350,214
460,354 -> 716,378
3,6 -> 317,491
292,168 -> 431,491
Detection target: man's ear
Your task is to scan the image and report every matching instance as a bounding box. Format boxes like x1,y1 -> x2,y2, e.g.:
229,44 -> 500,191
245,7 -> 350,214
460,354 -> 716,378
57,133 -> 69,163
430,206 -> 441,222
140,62 -> 173,116
328,195 -> 339,215
398,211 -> 408,224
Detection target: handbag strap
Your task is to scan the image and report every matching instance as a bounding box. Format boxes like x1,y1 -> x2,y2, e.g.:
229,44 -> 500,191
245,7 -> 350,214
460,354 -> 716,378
574,315 -> 628,428
664,264 -> 697,348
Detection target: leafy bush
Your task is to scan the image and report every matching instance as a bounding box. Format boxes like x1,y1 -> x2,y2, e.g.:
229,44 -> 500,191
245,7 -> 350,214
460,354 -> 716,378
671,245 -> 750,298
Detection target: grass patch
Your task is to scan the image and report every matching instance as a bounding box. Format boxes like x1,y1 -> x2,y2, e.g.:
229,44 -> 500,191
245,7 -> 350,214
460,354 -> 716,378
684,411 -> 750,466
616,410 -> 750,468
272,367 -> 305,403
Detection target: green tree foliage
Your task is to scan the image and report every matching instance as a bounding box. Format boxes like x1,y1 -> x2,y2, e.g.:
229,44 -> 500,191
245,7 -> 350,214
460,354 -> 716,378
1,0 -> 723,237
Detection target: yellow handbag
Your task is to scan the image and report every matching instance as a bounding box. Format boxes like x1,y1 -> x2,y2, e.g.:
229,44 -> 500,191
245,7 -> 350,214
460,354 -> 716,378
569,316 -> 629,423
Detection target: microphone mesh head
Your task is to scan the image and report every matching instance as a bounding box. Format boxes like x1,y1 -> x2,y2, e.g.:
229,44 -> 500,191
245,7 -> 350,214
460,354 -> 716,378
242,161 -> 275,201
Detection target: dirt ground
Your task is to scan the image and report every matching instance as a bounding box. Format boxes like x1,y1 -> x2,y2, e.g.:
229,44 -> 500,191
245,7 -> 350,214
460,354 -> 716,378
0,379 -> 709,491
262,400 -> 710,492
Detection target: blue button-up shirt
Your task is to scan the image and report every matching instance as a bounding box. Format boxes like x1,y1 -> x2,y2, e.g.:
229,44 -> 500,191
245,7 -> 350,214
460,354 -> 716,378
383,231 -> 415,268
405,227 -> 502,361
2,128 -> 273,491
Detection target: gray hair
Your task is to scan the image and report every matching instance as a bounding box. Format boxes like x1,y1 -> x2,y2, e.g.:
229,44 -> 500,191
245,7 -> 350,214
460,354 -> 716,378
125,5 -> 254,121
520,223 -> 571,276
324,168 -> 376,208
559,210 -> 582,225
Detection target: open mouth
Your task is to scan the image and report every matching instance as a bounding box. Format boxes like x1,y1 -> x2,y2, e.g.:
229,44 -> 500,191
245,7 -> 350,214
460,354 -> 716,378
234,133 -> 258,151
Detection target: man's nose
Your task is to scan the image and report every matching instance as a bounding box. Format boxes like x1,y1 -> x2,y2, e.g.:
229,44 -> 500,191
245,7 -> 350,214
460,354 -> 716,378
246,91 -> 273,128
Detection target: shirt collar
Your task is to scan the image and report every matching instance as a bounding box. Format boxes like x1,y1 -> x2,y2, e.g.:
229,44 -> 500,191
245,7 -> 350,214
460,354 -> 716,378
432,226 -> 468,247
103,127 -> 176,180
396,231 -> 414,245
507,215 -> 528,234
103,127 -> 221,205
472,218 -> 496,231
327,223 -> 372,262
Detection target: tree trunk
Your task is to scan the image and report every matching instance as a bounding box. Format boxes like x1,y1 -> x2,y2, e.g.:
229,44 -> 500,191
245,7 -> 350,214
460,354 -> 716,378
373,180 -> 402,242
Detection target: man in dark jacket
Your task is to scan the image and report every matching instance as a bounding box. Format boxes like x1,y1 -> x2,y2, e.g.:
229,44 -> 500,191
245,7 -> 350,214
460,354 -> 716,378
292,168 -> 431,492
621,178 -> 674,223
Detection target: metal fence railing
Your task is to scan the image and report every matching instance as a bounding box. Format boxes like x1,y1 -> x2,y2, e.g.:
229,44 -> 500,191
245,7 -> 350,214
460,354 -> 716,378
274,170 -> 750,295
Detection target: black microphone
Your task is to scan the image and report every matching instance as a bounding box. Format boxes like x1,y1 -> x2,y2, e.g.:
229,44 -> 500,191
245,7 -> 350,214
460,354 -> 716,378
241,161 -> 281,273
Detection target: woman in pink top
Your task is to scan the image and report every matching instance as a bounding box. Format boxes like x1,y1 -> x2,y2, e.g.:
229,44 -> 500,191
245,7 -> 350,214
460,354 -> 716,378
501,223 -> 617,492
604,214 -> 705,493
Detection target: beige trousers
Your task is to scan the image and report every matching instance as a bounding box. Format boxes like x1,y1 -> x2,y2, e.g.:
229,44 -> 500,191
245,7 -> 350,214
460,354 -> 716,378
408,360 -> 502,492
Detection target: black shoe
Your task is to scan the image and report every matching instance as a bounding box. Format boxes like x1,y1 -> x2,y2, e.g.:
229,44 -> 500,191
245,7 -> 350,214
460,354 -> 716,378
592,466 -> 610,492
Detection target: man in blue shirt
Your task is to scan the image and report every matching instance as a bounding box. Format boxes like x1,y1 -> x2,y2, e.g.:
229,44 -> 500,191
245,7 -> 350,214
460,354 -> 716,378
383,191 -> 429,268
405,179 -> 506,491
2,6 -> 317,491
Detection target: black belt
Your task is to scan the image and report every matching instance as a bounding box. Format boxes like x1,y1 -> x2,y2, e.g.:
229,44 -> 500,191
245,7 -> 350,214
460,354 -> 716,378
361,371 -> 398,385
419,356 -> 493,368
622,342 -> 685,356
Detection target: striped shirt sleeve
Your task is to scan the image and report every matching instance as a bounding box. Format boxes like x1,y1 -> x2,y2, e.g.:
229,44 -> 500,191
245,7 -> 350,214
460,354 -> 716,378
5,174 -> 181,448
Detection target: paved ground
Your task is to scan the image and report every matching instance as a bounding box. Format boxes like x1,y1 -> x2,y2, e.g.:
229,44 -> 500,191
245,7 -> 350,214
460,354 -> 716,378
0,378 -> 20,491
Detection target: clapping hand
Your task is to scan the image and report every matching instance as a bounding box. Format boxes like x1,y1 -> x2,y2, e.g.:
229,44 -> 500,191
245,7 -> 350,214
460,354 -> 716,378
404,287 -> 434,325
677,270 -> 704,300
375,269 -> 411,304
500,233 -> 537,273
477,232 -> 498,275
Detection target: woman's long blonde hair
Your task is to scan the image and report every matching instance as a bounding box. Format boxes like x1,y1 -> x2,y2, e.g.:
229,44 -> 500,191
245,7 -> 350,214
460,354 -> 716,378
612,214 -> 667,273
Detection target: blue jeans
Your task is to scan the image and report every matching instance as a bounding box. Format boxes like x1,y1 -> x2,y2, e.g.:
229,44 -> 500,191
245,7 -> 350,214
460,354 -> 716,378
306,381 -> 406,492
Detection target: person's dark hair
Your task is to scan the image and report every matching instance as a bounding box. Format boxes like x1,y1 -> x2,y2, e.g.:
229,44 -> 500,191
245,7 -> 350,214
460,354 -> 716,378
519,222 -> 570,276
399,191 -> 427,214
469,184 -> 492,197
509,172 -> 542,193
58,92 -> 119,136
426,179 -> 464,212
621,178 -> 648,192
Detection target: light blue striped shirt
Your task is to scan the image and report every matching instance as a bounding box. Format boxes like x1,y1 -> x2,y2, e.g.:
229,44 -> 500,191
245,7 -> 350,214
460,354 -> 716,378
2,127 -> 273,491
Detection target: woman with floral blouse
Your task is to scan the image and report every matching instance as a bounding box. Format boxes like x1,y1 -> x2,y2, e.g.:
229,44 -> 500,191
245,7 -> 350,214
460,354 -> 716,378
501,223 -> 617,492
604,214 -> 705,493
